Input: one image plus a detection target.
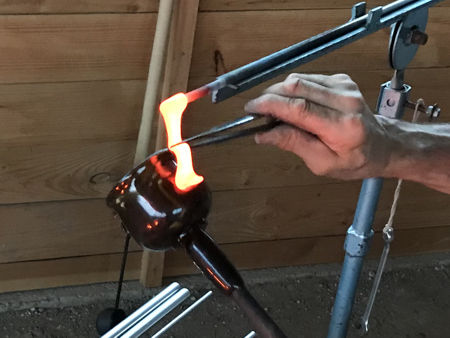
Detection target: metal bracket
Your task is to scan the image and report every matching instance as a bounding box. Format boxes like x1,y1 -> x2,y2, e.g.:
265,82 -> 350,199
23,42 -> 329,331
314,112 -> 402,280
351,2 -> 366,20
366,7 -> 383,31
376,81 -> 411,119
344,226 -> 374,257
389,7 -> 429,70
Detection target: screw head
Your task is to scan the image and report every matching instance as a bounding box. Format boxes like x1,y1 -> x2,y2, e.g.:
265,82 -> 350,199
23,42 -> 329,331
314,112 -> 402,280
387,98 -> 396,107
409,29 -> 428,45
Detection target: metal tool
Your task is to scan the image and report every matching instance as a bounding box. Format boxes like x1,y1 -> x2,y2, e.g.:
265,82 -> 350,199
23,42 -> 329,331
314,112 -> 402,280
360,226 -> 394,333
181,0 -> 444,104
181,114 -> 281,149
327,3 -> 435,337
359,98 -> 439,334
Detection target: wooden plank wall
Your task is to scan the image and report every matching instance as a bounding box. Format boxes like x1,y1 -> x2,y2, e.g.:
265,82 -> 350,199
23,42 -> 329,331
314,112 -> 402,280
0,0 -> 449,292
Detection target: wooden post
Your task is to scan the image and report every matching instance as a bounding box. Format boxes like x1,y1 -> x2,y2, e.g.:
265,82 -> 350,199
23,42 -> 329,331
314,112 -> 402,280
139,0 -> 201,287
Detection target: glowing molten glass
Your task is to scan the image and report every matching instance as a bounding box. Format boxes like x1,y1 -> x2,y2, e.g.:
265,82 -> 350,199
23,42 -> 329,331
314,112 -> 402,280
159,93 -> 204,192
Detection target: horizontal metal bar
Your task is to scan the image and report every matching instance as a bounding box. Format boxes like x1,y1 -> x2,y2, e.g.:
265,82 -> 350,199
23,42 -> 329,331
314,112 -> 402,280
151,291 -> 213,338
121,288 -> 190,338
209,0 -> 443,102
102,282 -> 181,338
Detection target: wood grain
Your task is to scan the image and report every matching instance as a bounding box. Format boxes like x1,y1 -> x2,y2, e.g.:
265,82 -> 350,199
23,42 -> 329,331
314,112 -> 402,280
163,225 -> 450,276
1,1 -> 448,14
0,13 -> 156,84
0,198 -> 140,264
0,140 -> 136,204
0,1 -> 158,14
0,9 -> 448,84
207,181 -> 450,244
1,181 -> 448,265
199,0 -> 450,11
1,225 -> 448,293
189,8 -> 450,82
0,80 -> 146,145
0,251 -> 142,293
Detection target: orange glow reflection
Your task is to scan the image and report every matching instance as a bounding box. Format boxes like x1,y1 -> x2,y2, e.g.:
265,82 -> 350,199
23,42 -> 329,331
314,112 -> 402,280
159,93 -> 204,192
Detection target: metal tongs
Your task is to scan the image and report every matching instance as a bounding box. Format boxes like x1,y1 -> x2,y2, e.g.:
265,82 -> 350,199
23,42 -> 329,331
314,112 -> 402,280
179,113 -> 281,149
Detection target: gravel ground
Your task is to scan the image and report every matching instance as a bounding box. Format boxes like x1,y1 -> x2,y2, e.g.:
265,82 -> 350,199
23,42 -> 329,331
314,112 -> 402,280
0,252 -> 449,338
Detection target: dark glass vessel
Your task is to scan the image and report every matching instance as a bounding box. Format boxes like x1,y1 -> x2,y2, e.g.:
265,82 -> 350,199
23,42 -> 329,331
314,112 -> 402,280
106,150 -> 211,251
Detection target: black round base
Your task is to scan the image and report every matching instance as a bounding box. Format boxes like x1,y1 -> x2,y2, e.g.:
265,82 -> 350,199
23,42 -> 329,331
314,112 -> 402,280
96,307 -> 126,335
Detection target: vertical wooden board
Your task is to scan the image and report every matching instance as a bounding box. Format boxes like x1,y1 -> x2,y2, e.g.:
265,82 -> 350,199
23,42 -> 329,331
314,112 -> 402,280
0,140 -> 136,204
0,13 -> 156,84
0,199 -> 141,264
0,80 -> 146,145
0,252 -> 142,293
0,0 -> 158,14
140,0 -> 201,288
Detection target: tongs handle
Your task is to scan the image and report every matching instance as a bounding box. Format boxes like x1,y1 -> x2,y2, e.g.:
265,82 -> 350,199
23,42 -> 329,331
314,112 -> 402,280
183,114 -> 281,149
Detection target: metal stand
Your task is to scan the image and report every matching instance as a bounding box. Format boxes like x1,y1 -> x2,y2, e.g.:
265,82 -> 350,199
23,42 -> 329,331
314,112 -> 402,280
327,7 -> 430,336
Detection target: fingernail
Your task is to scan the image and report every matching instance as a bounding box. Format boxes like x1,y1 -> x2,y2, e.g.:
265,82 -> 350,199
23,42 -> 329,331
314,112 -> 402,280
244,101 -> 253,112
254,134 -> 261,144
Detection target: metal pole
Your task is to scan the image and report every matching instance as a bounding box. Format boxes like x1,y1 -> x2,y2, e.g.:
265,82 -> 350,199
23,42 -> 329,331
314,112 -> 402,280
102,282 -> 181,338
327,178 -> 383,338
121,288 -> 190,338
327,67 -> 411,337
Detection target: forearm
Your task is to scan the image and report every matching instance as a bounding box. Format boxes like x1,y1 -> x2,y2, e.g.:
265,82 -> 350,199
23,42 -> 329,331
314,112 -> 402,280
379,116 -> 450,194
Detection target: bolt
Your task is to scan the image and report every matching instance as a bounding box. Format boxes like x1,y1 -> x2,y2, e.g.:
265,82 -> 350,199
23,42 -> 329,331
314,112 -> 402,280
409,29 -> 428,45
386,98 -> 396,107
426,104 -> 440,120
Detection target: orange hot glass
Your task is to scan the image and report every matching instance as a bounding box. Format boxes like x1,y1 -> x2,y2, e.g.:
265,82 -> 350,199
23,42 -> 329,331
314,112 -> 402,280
159,93 -> 204,192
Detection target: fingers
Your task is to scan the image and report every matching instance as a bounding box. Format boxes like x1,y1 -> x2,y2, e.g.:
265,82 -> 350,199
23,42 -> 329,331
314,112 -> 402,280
245,92 -> 338,136
255,125 -> 336,174
286,73 -> 353,88
264,78 -> 340,109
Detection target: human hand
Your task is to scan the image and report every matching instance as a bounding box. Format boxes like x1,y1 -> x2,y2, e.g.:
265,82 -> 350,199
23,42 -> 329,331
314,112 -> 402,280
245,73 -> 392,180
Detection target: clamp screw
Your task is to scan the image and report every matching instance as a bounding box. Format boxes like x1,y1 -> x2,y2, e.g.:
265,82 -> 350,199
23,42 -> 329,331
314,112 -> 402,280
426,104 -> 441,120
409,29 -> 428,45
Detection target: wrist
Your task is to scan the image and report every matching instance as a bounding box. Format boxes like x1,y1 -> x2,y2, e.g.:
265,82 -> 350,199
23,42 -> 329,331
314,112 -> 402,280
375,115 -> 430,181
374,116 -> 450,191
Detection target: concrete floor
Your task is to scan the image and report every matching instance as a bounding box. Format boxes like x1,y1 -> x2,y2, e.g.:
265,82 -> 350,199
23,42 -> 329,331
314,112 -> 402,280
0,252 -> 449,338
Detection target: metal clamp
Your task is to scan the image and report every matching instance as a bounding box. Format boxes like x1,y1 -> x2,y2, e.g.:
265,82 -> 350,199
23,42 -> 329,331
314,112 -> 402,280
377,81 -> 411,119
344,226 -> 374,257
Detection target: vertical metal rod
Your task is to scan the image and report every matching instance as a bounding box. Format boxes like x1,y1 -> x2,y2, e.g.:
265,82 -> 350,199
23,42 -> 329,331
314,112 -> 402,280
327,178 -> 384,338
115,234 -> 131,309
360,241 -> 391,332
121,288 -> 190,338
151,291 -> 213,338
102,282 -> 181,338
